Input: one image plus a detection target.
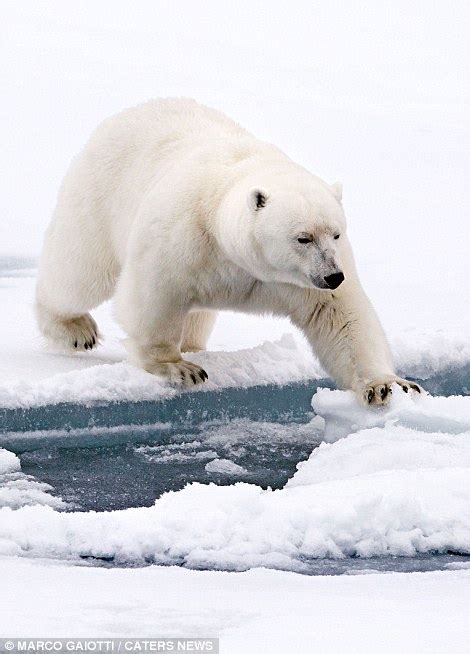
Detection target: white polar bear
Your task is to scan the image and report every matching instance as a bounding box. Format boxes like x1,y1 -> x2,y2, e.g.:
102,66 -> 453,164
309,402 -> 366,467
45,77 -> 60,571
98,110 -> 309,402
36,98 -> 421,404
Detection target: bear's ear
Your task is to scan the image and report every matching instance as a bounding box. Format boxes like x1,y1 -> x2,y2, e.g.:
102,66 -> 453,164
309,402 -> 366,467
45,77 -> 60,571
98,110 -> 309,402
331,181 -> 343,202
248,188 -> 269,212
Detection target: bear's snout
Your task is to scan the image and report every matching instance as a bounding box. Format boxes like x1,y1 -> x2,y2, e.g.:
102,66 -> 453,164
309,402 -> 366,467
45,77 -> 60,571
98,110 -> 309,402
323,272 -> 345,289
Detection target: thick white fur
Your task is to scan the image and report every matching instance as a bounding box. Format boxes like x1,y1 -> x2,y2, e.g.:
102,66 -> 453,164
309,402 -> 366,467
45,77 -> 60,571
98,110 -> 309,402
36,98 -> 419,403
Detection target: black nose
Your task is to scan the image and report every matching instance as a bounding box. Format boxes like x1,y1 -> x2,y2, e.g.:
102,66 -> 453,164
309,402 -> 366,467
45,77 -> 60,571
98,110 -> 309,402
324,272 -> 344,289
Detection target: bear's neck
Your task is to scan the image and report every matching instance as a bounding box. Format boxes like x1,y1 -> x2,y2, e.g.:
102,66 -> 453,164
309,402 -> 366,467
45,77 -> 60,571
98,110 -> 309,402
211,179 -> 270,282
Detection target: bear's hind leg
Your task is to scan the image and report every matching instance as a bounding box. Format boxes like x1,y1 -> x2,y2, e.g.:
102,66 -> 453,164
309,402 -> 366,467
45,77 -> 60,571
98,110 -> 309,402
36,303 -> 99,351
181,310 -> 217,353
35,224 -> 119,352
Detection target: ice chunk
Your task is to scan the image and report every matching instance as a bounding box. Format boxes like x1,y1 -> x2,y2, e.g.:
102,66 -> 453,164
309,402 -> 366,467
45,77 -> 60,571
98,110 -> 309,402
136,442 -> 218,464
288,425 -> 470,487
205,458 -> 248,475
311,386 -> 470,443
0,448 -> 20,475
0,448 -> 64,510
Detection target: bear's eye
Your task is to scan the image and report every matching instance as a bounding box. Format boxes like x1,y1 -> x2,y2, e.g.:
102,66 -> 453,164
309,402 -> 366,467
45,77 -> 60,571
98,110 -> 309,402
297,235 -> 313,244
334,234 -> 340,240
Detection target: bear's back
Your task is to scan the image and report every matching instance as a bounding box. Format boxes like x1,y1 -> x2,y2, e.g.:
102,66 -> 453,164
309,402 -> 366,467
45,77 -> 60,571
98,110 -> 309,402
91,98 -> 250,153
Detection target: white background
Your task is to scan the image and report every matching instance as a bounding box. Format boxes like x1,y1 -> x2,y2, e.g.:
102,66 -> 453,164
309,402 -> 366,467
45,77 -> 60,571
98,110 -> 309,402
2,5 -> 468,251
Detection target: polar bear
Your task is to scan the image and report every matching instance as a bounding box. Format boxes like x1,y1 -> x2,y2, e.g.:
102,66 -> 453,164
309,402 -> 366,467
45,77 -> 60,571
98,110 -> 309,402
36,98 -> 421,404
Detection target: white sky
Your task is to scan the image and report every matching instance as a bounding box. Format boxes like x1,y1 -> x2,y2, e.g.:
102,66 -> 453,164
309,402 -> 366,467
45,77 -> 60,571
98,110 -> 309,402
1,0 -> 469,278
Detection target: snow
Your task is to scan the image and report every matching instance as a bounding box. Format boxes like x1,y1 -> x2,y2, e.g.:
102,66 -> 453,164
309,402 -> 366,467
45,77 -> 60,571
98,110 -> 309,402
2,558 -> 470,653
0,449 -> 19,476
391,330 -> 470,381
0,332 -> 317,410
310,385 -> 470,442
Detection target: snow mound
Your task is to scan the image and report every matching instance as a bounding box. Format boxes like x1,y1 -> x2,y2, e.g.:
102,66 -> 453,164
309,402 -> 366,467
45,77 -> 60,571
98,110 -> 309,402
0,448 -> 65,512
1,390 -> 470,569
0,448 -> 20,475
311,385 -> 470,442
288,425 -> 470,487
391,329 -> 470,380
0,334 -> 318,409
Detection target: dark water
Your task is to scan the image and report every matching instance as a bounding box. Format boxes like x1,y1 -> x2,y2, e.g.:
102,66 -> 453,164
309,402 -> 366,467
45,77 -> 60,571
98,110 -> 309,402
5,365 -> 467,514
80,553 -> 470,575
2,368 -> 468,575
3,365 -> 466,512
18,419 -> 320,511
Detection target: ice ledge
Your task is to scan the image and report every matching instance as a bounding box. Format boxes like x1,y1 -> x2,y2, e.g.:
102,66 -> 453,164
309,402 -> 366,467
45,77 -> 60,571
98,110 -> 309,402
1,330 -> 469,414
0,334 -> 321,411
1,365 -> 468,443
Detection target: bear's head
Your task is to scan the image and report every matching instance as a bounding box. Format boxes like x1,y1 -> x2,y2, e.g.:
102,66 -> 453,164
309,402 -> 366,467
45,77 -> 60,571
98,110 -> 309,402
245,180 -> 347,290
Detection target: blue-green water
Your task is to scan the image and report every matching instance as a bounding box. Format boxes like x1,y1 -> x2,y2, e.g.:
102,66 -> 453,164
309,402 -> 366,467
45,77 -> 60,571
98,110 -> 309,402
4,365 -> 467,514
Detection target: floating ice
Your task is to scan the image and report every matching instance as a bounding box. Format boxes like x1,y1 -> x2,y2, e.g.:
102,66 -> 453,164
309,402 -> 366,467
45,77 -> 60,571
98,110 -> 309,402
205,458 -> 249,476
136,442 -> 219,464
311,385 -> 470,442
0,448 -> 65,511
0,448 -> 20,476
1,389 -> 469,569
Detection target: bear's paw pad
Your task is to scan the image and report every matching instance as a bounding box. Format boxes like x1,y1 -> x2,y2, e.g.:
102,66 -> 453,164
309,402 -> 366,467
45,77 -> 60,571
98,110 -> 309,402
57,313 -> 99,352
362,376 -> 422,406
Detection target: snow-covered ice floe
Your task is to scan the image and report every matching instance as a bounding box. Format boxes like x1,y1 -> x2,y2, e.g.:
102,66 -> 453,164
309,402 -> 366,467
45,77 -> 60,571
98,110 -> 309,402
1,330 -> 469,409
0,334 -> 321,410
1,388 -> 469,570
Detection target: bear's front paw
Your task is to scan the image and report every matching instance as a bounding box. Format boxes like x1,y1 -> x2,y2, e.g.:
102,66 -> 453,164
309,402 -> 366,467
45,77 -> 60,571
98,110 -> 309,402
145,359 -> 208,387
361,376 -> 423,406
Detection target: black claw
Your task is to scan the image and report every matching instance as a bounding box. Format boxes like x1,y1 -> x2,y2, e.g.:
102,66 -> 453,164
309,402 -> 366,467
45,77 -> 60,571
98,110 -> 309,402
190,373 -> 197,384
84,342 -> 88,350
367,389 -> 374,403
74,340 -> 78,348
200,369 -> 208,380
380,386 -> 389,400
92,336 -> 96,345
198,371 -> 206,381
410,383 -> 421,393
402,385 -> 408,393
